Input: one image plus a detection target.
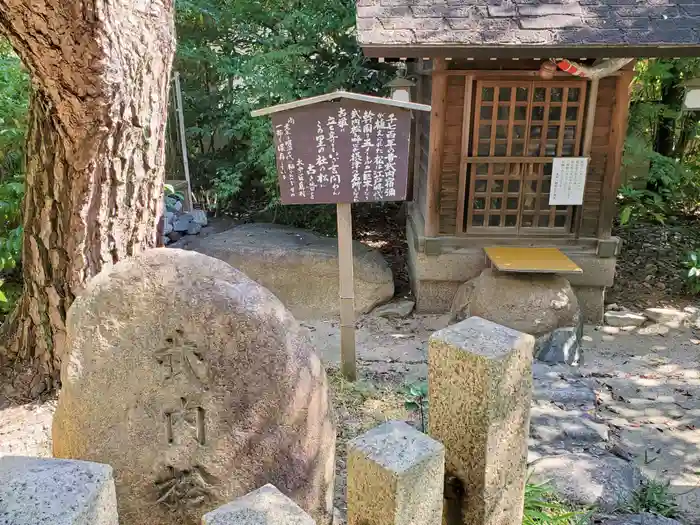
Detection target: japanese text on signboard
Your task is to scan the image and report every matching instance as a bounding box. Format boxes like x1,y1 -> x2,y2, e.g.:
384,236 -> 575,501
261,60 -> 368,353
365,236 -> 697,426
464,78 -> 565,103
549,157 -> 589,206
271,100 -> 410,205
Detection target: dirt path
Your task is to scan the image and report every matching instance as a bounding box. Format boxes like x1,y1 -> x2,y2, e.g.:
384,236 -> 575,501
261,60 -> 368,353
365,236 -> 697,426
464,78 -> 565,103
309,313 -> 700,523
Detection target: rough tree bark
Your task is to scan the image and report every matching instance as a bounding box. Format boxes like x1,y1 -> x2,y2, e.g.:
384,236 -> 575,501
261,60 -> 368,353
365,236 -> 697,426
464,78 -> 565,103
655,68 -> 683,158
0,1 -> 175,395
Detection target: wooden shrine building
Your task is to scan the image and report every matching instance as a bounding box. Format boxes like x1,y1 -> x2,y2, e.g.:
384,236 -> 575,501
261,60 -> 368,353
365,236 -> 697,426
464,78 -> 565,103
355,1 -> 700,322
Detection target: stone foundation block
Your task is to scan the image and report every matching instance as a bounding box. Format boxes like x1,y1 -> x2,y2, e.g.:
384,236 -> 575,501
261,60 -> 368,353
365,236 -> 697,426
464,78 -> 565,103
201,484 -> 316,525
428,317 -> 534,525
0,456 -> 118,525
573,286 -> 606,324
347,420 -> 445,525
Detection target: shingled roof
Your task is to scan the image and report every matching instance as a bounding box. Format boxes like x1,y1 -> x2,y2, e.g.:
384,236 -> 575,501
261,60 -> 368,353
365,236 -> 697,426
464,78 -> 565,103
356,1 -> 700,58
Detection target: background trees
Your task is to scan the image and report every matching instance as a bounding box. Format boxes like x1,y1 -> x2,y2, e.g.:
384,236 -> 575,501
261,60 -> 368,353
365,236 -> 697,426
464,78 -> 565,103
621,59 -> 700,224
173,0 -> 394,230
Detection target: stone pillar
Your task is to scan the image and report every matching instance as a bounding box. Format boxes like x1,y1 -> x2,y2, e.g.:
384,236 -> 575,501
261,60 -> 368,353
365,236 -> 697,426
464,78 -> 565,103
0,456 -> 118,524
347,420 -> 445,525
428,316 -> 534,525
201,484 -> 316,525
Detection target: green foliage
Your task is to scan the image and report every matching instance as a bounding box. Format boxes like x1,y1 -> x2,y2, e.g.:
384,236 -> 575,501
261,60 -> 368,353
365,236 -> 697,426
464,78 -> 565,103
403,381 -> 428,432
624,479 -> 679,518
0,178 -> 23,270
255,203 -> 339,236
621,58 -> 700,225
164,183 -> 186,212
0,39 -> 29,181
173,0 -> 395,226
684,250 -> 700,294
0,39 -> 28,315
0,280 -> 21,315
523,481 -> 592,525
618,184 -> 668,226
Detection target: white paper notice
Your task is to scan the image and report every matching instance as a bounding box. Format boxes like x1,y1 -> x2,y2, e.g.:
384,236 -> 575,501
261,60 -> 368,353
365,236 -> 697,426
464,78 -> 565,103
549,157 -> 589,206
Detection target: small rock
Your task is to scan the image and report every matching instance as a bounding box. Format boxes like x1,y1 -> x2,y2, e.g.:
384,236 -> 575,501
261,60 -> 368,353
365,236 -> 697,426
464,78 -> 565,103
603,513 -> 683,525
535,327 -> 582,366
529,452 -> 644,511
186,222 -> 203,235
644,307 -> 689,325
602,326 -> 621,335
372,300 -> 415,319
606,303 -> 620,311
582,335 -> 593,342
684,306 -> 700,328
191,209 -> 208,227
605,311 -> 646,328
173,214 -> 194,233
163,222 -> 173,235
637,323 -> 670,336
656,282 -> 666,290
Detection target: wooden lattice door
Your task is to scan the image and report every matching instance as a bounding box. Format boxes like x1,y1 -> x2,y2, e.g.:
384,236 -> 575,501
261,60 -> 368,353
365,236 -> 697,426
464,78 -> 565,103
464,80 -> 587,234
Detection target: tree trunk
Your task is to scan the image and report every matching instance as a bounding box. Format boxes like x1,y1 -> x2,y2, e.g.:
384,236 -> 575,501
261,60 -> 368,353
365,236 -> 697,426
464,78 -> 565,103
675,112 -> 700,160
655,70 -> 683,157
0,1 -> 175,395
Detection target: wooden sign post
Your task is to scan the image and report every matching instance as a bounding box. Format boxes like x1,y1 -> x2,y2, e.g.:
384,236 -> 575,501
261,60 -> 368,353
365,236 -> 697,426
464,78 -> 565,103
252,91 -> 431,380
336,202 -> 356,380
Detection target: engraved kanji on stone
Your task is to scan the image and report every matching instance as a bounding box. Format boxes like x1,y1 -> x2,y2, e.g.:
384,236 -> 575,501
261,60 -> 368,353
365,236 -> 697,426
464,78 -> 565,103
155,330 -> 209,388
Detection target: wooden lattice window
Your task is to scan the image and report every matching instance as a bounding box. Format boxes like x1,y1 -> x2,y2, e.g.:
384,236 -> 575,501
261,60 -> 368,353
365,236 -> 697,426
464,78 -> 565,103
463,80 -> 587,234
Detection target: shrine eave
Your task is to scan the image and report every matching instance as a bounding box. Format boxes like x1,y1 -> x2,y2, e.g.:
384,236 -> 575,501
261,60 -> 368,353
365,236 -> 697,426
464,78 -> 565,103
250,90 -> 431,118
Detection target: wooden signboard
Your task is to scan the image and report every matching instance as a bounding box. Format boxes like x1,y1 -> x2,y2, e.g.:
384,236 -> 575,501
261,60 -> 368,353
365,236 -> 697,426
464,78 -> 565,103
271,100 -> 411,205
253,91 -> 431,380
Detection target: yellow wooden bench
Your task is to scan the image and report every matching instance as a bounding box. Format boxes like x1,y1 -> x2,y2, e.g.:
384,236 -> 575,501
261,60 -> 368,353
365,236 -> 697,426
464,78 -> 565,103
483,246 -> 583,276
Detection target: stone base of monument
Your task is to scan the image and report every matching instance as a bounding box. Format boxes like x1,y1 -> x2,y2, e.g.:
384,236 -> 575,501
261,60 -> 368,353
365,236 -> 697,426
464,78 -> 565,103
0,456 -> 118,525
451,268 -> 583,365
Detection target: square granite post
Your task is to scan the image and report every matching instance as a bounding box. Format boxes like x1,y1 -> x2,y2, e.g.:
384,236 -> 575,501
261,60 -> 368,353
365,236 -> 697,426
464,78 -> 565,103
428,316 -> 535,525
201,484 -> 316,525
347,420 -> 445,525
0,456 -> 118,525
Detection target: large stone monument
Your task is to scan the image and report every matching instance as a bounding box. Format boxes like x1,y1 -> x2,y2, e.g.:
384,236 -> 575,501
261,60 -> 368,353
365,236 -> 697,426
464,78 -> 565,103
429,317 -> 534,525
52,249 -> 336,525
